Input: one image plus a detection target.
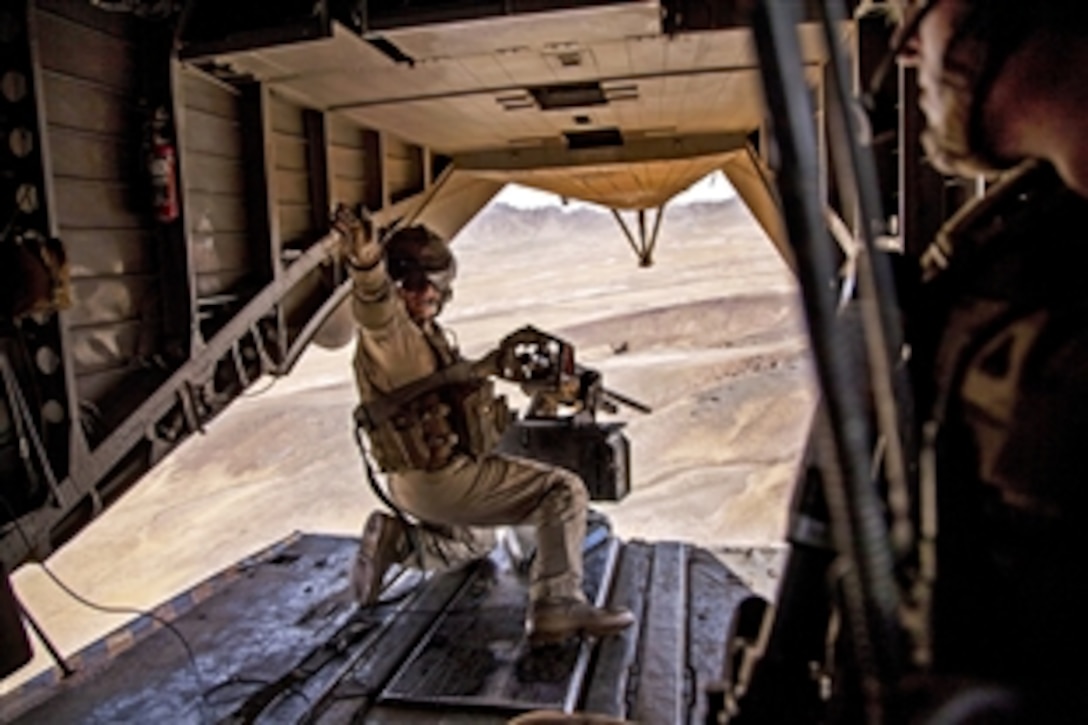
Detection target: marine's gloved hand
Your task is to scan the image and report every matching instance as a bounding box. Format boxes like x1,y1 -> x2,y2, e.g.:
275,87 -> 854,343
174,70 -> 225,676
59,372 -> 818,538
332,204 -> 382,269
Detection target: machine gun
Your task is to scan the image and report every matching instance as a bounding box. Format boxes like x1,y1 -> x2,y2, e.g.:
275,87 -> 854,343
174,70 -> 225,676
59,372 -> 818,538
490,324 -> 651,419
487,325 -> 651,501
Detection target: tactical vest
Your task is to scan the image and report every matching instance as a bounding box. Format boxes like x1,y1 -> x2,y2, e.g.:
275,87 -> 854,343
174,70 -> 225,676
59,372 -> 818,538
355,326 -> 511,473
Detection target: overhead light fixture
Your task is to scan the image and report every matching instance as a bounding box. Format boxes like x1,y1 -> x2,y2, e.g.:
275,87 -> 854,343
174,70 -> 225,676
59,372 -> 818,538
530,82 -> 607,110
564,128 -> 623,149
497,93 -> 535,111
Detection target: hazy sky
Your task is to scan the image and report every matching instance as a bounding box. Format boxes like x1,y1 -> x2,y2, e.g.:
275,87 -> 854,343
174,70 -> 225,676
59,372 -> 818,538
493,170 -> 736,210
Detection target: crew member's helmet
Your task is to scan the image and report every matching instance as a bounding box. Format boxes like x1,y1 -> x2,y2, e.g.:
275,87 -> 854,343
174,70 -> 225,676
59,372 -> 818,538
883,0 -> 1088,176
384,225 -> 457,305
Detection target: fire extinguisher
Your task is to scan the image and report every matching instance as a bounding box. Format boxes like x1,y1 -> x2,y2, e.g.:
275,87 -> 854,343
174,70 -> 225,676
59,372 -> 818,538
148,107 -> 179,223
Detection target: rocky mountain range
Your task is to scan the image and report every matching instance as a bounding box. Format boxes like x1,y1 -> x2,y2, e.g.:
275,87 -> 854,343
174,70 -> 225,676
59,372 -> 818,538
456,200 -> 750,253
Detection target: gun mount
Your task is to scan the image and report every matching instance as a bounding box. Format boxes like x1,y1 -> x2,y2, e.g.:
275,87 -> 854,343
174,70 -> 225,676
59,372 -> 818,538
491,326 -> 651,502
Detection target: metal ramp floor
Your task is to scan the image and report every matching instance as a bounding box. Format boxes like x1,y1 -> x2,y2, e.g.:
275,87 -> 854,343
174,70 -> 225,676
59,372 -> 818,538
2,524 -> 755,724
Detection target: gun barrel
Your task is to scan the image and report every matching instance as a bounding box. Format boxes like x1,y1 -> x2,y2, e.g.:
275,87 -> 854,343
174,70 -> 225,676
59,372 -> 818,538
602,387 -> 652,414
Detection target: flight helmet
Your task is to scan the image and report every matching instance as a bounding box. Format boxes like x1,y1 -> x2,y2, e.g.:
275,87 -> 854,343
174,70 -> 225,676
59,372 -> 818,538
384,225 -> 457,307
880,0 -> 1088,176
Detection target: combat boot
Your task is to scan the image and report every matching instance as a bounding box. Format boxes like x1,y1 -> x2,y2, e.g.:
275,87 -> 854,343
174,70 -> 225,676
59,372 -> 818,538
527,598 -> 635,644
351,511 -> 408,605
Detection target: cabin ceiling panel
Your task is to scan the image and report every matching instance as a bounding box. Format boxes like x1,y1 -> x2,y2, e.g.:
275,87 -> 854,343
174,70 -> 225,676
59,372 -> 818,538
337,68 -> 770,155
659,34 -> 701,74
185,14 -> 827,210
621,33 -> 667,72
213,22 -> 825,113
490,46 -> 564,85
572,40 -> 613,77
197,14 -> 828,125
195,11 -> 826,212
250,55 -> 824,161
211,24 -> 398,79
454,51 -> 524,87
380,3 -> 661,60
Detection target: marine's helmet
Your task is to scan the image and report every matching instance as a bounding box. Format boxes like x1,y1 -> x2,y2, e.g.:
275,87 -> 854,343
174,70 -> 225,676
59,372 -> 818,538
884,0 -> 1088,176
384,224 -> 457,306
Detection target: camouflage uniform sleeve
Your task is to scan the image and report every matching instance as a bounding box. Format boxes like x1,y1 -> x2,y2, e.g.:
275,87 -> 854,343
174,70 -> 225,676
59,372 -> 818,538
349,258 -> 439,397
349,257 -> 397,331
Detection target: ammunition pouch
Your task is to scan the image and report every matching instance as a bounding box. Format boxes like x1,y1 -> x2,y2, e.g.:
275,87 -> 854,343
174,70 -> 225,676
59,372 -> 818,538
355,364 -> 511,473
449,379 -> 510,461
357,391 -> 444,472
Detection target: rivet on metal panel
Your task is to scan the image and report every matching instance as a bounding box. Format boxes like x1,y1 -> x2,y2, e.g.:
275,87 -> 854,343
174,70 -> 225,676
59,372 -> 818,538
9,127 -> 33,157
34,345 -> 59,375
41,400 -> 64,424
1,71 -> 26,102
15,182 -> 38,213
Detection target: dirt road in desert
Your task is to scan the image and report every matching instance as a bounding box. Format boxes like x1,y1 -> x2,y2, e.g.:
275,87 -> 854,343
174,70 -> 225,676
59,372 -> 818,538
7,197 -> 816,690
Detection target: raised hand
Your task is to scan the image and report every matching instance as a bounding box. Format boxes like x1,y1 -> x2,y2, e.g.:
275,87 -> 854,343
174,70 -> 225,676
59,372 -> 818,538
331,204 -> 381,269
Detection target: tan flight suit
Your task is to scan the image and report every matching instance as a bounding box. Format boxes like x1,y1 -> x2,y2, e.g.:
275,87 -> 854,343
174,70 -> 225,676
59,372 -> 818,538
350,257 -> 589,604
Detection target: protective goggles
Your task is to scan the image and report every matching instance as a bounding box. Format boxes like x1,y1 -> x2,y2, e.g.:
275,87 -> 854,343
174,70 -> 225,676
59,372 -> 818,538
397,262 -> 456,295
867,0 -> 941,101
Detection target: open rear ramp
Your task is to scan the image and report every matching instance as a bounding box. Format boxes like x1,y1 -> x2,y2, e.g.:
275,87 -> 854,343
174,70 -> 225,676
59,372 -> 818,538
1,524 -> 754,724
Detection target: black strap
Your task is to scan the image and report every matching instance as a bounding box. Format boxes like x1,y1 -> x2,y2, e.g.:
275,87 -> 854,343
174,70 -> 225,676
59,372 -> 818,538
352,424 -> 425,571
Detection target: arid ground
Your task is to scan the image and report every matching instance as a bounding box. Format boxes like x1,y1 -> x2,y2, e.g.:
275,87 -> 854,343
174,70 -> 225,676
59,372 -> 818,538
6,196 -> 817,690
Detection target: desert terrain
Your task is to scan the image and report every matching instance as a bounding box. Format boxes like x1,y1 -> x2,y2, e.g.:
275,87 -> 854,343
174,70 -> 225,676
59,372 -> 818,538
6,192 -> 816,690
